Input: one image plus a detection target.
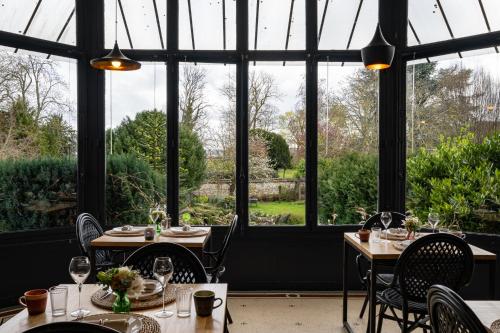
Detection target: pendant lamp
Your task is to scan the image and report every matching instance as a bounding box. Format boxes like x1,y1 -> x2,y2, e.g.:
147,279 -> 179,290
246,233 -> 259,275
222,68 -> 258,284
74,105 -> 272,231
90,0 -> 141,71
361,23 -> 395,70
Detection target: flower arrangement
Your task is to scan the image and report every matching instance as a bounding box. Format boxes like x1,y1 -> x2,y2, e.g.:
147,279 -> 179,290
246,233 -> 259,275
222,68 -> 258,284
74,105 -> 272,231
403,216 -> 420,239
97,267 -> 145,297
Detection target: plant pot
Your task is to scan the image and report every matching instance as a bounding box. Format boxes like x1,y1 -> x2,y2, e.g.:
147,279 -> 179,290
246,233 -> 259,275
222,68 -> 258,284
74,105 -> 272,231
112,290 -> 130,313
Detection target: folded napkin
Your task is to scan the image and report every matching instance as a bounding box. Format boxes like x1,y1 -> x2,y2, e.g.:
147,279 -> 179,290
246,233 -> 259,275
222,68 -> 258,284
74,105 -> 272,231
84,319 -> 129,332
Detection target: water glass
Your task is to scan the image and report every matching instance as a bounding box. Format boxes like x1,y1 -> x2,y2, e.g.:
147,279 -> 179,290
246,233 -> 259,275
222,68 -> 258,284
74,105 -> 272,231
175,287 -> 193,318
371,227 -> 381,243
49,286 -> 68,317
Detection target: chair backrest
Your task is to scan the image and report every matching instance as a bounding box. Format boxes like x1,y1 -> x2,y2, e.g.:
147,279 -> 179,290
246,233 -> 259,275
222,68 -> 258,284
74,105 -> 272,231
123,243 -> 208,283
395,233 -> 474,304
23,322 -> 120,333
75,213 -> 104,258
363,211 -> 406,229
212,215 -> 239,275
428,285 -> 489,333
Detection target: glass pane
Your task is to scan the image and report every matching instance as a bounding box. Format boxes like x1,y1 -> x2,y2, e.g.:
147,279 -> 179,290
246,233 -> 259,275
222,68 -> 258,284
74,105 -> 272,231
406,52 -> 500,234
317,62 -> 378,225
408,0 -> 452,45
248,0 -> 305,50
440,0 -> 487,38
347,0 -> 377,50
0,0 -> 76,45
180,0 -> 236,50
248,62 -> 305,226
179,63 -> 236,225
482,0 -> 500,31
105,0 -> 166,49
105,63 -> 167,226
0,48 -> 77,232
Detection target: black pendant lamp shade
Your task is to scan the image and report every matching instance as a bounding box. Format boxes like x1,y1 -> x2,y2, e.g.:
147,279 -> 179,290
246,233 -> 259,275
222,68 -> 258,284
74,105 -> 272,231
361,23 -> 395,70
90,41 -> 141,71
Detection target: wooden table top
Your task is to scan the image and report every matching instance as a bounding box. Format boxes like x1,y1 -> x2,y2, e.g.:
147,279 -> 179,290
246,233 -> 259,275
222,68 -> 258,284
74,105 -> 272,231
91,227 -> 211,249
466,301 -> 500,329
0,283 -> 227,333
344,232 -> 497,261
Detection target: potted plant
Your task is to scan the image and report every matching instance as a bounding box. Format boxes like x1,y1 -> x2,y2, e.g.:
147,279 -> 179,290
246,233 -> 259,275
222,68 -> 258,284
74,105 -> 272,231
97,267 -> 145,313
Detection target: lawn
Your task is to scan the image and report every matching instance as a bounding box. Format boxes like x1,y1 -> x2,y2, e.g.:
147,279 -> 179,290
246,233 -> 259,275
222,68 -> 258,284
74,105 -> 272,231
276,168 -> 299,179
249,200 -> 305,224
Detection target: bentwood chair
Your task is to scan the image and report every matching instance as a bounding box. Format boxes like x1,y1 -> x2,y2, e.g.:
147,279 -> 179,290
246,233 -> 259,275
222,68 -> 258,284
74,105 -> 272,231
23,322 -> 120,333
427,285 -> 489,333
123,242 -> 208,283
203,215 -> 239,326
376,233 -> 474,333
75,213 -> 116,272
356,211 -> 406,319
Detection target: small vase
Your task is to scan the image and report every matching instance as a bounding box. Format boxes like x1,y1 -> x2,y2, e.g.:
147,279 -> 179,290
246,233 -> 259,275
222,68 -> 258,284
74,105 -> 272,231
406,230 -> 415,240
112,290 -> 130,313
155,222 -> 162,236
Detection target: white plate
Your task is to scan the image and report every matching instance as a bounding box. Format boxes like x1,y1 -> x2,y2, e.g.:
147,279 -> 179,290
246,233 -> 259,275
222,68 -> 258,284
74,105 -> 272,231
393,240 -> 414,251
135,280 -> 162,300
82,313 -> 142,333
112,226 -> 145,233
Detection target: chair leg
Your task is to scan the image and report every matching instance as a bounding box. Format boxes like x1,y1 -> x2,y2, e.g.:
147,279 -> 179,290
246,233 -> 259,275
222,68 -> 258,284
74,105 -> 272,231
359,293 -> 369,319
402,307 -> 409,333
376,304 -> 387,333
226,307 -> 233,324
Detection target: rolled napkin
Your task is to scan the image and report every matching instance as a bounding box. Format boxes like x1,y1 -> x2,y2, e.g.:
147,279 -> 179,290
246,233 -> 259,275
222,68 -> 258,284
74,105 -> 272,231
121,225 -> 133,231
143,281 -> 159,292
84,318 -> 129,332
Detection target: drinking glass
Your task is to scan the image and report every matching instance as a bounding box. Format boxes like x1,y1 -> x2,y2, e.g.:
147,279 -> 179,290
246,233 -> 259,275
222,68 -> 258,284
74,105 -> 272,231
69,256 -> 91,317
175,286 -> 193,317
49,286 -> 68,317
428,212 -> 440,233
153,257 -> 174,318
380,212 -> 392,243
371,227 -> 381,243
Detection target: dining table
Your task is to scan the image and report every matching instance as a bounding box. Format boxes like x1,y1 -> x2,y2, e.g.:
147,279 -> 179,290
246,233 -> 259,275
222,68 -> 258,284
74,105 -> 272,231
90,227 -> 211,276
466,300 -> 500,330
342,232 -> 497,333
0,283 -> 227,333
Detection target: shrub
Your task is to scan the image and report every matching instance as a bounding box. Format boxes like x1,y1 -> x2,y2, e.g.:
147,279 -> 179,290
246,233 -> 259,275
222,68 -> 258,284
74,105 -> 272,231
0,154 -> 164,232
407,132 -> 500,233
318,153 -> 378,225
250,129 -> 292,170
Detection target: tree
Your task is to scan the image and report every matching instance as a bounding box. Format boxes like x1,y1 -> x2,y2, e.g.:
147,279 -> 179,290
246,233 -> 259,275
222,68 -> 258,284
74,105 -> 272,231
38,114 -> 76,157
110,110 -> 207,192
180,64 -> 209,132
250,128 -> 292,170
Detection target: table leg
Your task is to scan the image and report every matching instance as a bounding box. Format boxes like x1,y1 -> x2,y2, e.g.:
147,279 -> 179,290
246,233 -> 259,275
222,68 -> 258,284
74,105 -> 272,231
369,260 -> 378,333
343,239 -> 348,323
90,247 -> 96,282
489,261 -> 496,299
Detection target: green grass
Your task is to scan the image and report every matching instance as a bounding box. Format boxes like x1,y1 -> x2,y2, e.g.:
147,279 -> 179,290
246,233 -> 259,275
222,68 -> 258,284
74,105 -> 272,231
276,168 -> 299,179
250,201 -> 305,224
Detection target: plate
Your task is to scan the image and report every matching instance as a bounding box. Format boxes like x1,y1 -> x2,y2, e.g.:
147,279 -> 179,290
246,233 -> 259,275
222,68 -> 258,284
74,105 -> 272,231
162,227 -> 208,237
135,280 -> 162,300
112,226 -> 145,233
81,313 -> 142,333
393,240 -> 414,251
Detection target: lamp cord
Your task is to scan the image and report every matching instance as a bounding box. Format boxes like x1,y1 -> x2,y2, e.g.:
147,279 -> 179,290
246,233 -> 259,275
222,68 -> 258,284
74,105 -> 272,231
115,0 -> 118,42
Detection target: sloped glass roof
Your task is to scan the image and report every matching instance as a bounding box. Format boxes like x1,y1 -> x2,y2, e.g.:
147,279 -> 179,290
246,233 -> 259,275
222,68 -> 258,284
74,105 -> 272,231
0,0 -> 75,45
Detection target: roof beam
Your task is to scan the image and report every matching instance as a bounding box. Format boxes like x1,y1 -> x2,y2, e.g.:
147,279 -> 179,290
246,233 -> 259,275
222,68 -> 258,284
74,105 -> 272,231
477,0 -> 499,53
252,0 -> 260,65
318,0 -> 330,44
15,0 -> 42,53
187,0 -> 196,50
283,0 -> 296,66
435,0 -> 461,58
408,20 -> 430,63
118,0 -> 134,49
47,7 -> 75,59
152,0 -> 165,49
222,0 -> 227,50
341,0 -> 363,66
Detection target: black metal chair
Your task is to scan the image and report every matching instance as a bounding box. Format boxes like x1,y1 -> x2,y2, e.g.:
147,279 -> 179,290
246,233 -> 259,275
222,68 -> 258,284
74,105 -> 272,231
23,322 -> 120,333
427,285 -> 489,333
376,233 -> 474,333
123,242 -> 208,283
356,211 -> 406,319
204,215 -> 239,283
75,213 -> 116,272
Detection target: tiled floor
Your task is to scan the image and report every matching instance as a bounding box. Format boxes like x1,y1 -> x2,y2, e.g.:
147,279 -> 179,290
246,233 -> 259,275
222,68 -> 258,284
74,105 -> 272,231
227,296 -> 401,333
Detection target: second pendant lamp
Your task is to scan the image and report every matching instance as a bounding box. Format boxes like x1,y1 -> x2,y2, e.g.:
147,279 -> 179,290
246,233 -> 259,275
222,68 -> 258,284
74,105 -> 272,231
361,23 -> 395,70
90,0 -> 141,71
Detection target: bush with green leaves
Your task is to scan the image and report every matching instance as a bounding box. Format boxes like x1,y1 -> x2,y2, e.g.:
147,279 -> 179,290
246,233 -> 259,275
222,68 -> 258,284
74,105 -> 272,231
250,129 -> 292,170
317,153 -> 378,225
0,154 -> 164,232
407,132 -> 500,233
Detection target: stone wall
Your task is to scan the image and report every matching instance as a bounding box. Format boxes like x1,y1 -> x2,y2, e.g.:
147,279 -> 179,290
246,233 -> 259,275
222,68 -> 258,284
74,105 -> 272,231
195,179 -> 305,200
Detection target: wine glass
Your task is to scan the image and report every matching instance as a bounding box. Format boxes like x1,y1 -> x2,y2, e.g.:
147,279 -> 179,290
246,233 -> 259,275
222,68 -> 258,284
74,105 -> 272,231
428,212 -> 440,233
69,256 -> 91,318
153,257 -> 174,318
380,212 -> 392,242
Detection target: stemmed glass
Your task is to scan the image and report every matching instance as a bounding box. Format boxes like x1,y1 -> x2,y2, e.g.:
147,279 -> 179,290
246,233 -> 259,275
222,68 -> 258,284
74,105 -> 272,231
69,256 -> 91,318
153,257 -> 174,318
428,212 -> 440,233
380,212 -> 392,243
